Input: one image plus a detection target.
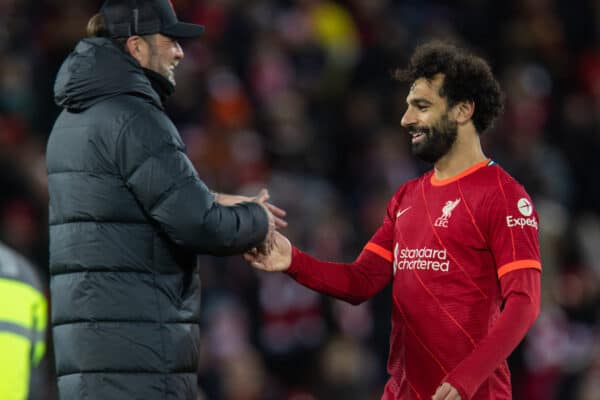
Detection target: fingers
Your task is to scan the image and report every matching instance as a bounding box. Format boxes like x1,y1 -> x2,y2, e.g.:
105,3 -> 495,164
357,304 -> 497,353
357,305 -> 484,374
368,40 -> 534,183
265,202 -> 286,217
243,251 -> 258,262
254,240 -> 269,256
432,383 -> 461,400
255,188 -> 270,203
432,383 -> 448,400
243,232 -> 293,272
243,250 -> 268,271
265,203 -> 287,228
273,216 -> 288,228
251,189 -> 288,228
251,261 -> 266,270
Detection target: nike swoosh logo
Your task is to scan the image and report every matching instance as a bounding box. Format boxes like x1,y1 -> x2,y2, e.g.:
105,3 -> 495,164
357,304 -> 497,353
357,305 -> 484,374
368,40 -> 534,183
396,207 -> 412,218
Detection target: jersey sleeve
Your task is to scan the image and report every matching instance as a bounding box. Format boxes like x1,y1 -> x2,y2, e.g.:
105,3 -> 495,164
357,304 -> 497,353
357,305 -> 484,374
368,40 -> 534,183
286,245 -> 393,305
485,177 -> 541,279
444,268 -> 541,398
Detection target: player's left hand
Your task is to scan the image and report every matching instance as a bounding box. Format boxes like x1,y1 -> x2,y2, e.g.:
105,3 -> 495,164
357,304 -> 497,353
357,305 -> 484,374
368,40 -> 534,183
432,382 -> 461,400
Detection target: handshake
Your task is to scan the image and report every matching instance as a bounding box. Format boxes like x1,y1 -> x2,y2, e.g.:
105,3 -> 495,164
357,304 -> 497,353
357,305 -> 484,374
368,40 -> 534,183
215,189 -> 292,272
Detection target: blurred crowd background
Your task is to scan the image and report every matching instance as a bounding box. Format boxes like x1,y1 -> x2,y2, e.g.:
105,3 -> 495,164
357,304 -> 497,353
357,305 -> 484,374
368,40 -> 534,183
1,0 -> 600,399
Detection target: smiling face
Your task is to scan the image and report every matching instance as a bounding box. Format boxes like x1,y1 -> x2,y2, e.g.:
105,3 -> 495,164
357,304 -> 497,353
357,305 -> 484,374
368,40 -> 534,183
137,34 -> 184,86
401,74 -> 459,164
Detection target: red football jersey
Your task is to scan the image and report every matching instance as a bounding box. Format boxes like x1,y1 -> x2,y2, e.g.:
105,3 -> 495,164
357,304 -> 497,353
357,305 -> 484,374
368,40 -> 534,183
365,159 -> 541,399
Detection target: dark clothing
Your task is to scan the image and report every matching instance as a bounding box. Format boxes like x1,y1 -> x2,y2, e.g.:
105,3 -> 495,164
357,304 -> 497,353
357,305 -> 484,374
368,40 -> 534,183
47,37 -> 268,400
142,67 -> 175,104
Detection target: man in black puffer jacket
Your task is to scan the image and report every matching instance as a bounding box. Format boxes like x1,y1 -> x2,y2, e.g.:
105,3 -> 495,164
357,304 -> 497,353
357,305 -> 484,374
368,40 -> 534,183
47,1 -> 282,399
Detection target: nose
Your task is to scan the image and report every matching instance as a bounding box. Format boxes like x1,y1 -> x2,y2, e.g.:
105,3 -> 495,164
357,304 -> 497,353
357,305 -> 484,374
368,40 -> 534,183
174,41 -> 184,60
401,107 -> 416,128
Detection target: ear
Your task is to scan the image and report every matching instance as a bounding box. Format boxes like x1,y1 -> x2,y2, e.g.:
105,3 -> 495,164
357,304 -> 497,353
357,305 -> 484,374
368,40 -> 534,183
452,100 -> 475,125
124,35 -> 148,66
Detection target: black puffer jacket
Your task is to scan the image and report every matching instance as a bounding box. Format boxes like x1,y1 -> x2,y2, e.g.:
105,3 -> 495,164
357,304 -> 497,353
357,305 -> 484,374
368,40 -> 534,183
47,37 -> 269,400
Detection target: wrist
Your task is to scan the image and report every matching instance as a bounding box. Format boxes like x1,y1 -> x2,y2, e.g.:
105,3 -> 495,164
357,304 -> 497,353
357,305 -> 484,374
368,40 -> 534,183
285,246 -> 301,275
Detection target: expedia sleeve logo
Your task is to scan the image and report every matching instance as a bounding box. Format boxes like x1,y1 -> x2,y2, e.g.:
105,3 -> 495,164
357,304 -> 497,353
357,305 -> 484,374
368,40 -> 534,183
506,198 -> 538,230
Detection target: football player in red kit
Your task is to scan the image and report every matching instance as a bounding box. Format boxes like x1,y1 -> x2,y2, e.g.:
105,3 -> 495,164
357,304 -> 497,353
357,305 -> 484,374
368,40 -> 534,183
245,41 -> 541,400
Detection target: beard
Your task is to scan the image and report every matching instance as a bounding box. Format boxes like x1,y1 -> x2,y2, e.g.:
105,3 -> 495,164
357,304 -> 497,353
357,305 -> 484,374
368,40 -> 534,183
408,114 -> 458,163
148,57 -> 176,86
145,41 -> 177,86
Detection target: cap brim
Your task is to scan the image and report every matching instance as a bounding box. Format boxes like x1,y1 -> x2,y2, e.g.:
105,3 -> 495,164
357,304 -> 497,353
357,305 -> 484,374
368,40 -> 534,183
161,22 -> 205,38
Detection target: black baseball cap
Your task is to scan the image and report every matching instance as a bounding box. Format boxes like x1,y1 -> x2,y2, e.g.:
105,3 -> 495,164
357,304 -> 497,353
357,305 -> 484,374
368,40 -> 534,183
101,0 -> 205,39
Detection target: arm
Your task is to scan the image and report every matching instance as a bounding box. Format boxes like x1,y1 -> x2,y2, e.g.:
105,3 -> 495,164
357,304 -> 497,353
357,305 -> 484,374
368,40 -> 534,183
213,192 -> 254,206
117,112 -> 270,255
247,192 -> 398,303
435,178 -> 542,400
439,269 -> 540,399
287,244 -> 393,305
246,231 -> 393,305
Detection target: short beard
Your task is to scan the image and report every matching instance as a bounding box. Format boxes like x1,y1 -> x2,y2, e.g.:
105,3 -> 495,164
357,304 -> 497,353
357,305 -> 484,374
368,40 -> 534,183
409,114 -> 458,164
144,37 -> 176,86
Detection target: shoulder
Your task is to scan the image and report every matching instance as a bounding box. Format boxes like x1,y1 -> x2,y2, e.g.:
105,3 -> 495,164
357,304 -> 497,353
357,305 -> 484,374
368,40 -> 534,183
112,97 -> 182,148
104,96 -> 166,126
387,172 -> 429,213
484,164 -> 530,198
52,95 -> 164,142
465,163 -> 529,196
82,95 -> 167,127
475,165 -> 536,227
393,172 -> 429,197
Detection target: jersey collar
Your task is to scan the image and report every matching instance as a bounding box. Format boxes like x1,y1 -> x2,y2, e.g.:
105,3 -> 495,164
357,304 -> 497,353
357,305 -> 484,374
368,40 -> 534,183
430,158 -> 492,186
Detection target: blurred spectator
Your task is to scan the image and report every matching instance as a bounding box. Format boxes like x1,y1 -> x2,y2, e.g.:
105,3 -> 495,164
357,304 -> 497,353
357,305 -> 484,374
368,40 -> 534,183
0,242 -> 49,400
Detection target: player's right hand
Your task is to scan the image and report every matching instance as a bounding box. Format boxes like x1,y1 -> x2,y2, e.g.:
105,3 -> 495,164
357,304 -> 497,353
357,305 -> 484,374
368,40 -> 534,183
244,231 -> 292,272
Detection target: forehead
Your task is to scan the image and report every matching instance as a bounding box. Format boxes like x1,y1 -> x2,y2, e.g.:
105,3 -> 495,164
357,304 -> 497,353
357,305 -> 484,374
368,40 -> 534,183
406,74 -> 445,102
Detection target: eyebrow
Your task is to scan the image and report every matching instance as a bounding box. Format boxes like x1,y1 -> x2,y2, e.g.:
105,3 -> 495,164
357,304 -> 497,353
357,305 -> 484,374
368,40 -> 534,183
407,97 -> 433,106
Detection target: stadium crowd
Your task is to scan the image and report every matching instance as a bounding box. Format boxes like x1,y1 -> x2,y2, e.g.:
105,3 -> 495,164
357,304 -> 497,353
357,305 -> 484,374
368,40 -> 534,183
1,0 -> 599,398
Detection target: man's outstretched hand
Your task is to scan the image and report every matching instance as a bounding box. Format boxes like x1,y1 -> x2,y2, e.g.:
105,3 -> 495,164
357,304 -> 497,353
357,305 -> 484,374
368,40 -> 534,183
244,231 -> 292,272
214,189 -> 287,229
253,188 -> 287,229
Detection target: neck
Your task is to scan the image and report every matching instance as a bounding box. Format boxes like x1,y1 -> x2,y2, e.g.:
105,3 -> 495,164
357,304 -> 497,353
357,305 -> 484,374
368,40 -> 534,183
433,128 -> 487,180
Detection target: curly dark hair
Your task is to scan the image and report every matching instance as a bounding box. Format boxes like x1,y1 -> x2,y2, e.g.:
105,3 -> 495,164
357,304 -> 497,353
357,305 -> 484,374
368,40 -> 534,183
394,41 -> 504,134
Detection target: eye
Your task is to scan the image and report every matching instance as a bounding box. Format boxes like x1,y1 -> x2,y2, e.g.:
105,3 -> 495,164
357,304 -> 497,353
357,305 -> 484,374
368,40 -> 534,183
164,36 -> 178,45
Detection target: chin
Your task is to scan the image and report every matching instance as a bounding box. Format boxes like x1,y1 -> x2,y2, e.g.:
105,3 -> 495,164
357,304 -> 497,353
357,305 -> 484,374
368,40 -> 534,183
159,69 -> 175,85
412,144 -> 444,164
